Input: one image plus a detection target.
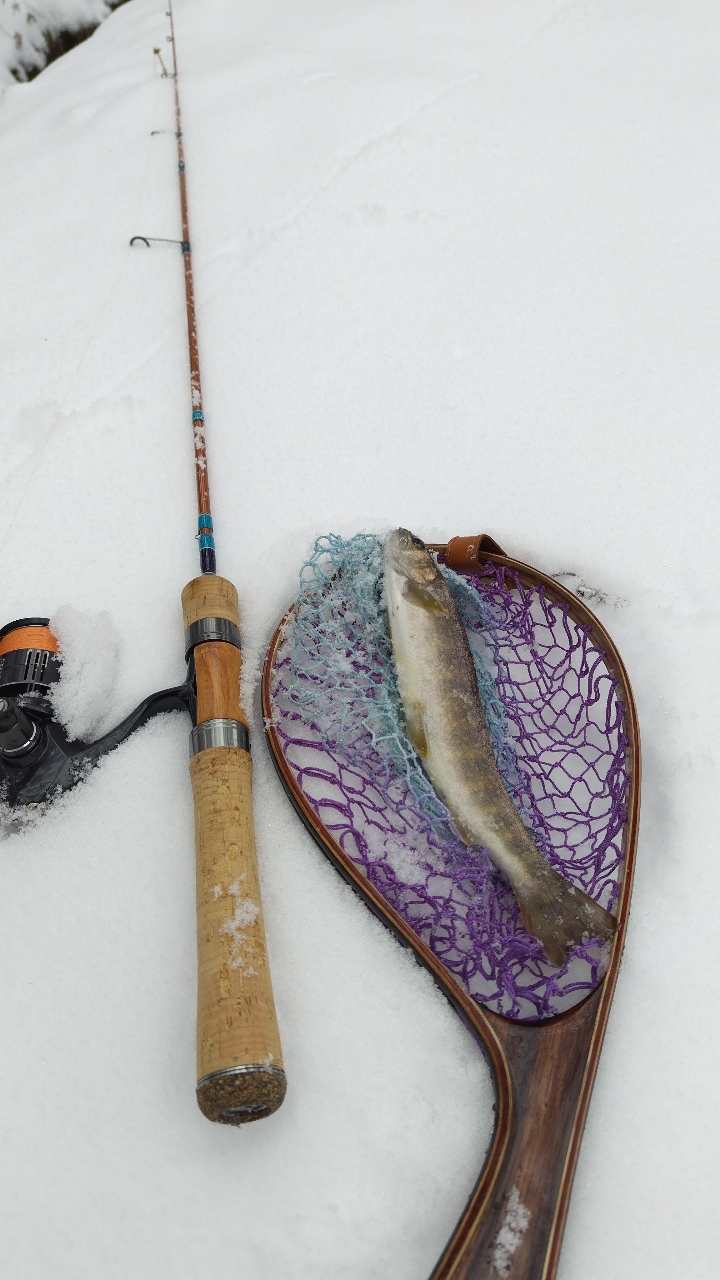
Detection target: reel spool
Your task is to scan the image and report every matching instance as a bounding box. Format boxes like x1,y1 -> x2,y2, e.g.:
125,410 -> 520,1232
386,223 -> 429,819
0,618 -> 62,698
0,618 -> 62,780
0,615 -> 195,808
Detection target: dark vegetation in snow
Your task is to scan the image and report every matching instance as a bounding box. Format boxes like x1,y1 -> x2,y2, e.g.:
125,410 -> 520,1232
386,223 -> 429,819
8,0 -> 131,82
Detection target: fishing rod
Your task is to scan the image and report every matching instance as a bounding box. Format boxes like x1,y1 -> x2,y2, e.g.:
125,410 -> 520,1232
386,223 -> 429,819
166,0 -> 214,575
0,0 -> 285,1127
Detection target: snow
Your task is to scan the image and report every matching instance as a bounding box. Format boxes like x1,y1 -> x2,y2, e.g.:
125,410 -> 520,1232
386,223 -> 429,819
221,879 -> 260,975
0,0 -> 113,86
49,604 -> 121,740
491,1187 -> 532,1280
1,0 -> 719,1277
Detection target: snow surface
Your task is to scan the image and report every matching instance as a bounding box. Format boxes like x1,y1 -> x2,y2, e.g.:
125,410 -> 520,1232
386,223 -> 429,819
49,603 -> 121,740
0,0 -> 113,86
1,0 -> 719,1277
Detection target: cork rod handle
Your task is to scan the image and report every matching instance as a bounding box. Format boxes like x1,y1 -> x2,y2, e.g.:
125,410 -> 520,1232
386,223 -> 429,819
182,575 -> 285,1125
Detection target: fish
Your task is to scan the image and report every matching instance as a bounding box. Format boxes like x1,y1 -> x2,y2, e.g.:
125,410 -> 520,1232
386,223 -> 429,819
383,528 -> 616,967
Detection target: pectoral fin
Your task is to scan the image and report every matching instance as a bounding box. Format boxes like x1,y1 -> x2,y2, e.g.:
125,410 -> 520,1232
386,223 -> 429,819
402,581 -> 448,614
404,701 -> 428,758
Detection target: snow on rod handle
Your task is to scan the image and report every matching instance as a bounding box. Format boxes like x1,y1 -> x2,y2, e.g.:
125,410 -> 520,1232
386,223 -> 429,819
182,575 -> 285,1124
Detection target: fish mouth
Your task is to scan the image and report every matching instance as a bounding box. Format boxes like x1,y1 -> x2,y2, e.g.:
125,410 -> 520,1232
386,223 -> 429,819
396,528 -> 427,551
386,527 -> 428,566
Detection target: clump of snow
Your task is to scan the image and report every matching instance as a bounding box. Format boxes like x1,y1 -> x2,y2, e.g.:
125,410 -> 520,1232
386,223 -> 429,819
49,604 -> 121,741
491,1186 -> 531,1278
552,570 -> 628,609
0,793 -> 49,839
220,877 -> 260,974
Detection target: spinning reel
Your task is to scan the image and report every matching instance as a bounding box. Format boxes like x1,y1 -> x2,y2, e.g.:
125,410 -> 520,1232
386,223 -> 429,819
0,617 -> 196,808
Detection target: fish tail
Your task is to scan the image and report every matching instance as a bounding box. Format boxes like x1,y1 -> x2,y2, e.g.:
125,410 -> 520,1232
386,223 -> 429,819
515,863 -> 616,968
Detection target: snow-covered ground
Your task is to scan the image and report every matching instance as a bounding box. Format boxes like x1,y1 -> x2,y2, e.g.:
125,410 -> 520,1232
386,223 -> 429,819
0,1 -> 114,85
1,1 -> 718,1277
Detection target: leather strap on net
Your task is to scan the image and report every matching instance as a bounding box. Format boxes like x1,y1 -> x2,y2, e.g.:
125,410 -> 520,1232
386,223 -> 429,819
444,533 -> 506,572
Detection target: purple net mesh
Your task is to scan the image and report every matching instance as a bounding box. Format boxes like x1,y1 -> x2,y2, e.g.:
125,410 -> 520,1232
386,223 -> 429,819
268,535 -> 630,1021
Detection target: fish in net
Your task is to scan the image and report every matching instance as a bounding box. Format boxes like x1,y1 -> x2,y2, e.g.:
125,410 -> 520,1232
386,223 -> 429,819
267,533 -> 629,1021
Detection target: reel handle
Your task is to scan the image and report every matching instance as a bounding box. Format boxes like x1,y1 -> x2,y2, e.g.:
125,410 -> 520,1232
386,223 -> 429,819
182,576 -> 285,1124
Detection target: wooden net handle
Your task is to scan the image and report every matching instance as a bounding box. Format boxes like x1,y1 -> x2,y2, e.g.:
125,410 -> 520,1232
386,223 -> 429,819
182,576 -> 285,1125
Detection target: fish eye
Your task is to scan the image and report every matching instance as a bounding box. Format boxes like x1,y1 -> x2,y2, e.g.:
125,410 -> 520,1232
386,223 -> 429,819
410,535 -> 426,550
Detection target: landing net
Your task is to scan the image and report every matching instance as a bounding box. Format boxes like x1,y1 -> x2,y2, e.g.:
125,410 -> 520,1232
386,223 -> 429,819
268,534 -> 629,1020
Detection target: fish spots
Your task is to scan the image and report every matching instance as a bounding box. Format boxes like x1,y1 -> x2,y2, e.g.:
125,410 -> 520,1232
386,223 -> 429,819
452,687 -> 476,710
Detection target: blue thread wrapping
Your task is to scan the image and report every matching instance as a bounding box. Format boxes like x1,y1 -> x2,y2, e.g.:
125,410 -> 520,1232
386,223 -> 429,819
192,410 -> 204,420
198,533 -> 215,550
198,514 -> 213,531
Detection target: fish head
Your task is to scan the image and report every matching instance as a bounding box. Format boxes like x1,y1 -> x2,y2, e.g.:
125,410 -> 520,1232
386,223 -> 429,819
385,528 -> 439,585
